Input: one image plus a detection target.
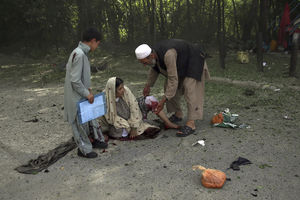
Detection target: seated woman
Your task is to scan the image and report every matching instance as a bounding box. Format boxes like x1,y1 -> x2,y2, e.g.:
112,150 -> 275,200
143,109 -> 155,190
99,77 -> 179,140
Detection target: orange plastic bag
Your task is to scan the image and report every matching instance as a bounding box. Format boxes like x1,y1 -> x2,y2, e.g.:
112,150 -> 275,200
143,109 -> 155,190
192,165 -> 226,188
211,113 -> 224,124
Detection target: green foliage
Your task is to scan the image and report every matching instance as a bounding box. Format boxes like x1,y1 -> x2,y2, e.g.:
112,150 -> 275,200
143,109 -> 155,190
0,0 -> 299,57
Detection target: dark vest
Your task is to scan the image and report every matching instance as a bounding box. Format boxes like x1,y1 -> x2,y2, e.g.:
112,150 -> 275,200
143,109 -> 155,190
152,39 -> 205,81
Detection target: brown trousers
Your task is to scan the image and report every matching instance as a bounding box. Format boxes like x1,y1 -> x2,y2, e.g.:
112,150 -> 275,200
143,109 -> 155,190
165,62 -> 210,121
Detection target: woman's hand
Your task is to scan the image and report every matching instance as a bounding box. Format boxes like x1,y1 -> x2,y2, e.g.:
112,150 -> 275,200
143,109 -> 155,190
129,128 -> 138,139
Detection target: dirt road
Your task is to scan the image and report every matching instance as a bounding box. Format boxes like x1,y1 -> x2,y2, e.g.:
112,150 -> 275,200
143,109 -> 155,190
0,58 -> 300,200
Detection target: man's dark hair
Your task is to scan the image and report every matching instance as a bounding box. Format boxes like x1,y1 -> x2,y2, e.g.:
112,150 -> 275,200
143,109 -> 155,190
115,77 -> 124,89
82,27 -> 102,42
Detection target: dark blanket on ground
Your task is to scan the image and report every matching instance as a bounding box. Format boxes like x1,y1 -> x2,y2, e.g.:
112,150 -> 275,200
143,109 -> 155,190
15,138 -> 76,174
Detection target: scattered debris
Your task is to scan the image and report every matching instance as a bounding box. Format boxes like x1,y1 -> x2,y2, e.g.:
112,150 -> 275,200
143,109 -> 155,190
258,164 -> 272,169
239,123 -> 251,129
15,138 -> 76,174
193,165 -> 227,188
262,61 -> 267,67
283,115 -> 292,120
244,89 -> 255,96
262,84 -> 281,92
211,108 -> 239,128
251,193 -> 258,197
192,140 -> 205,146
24,117 -> 38,123
237,51 -> 249,64
229,157 -> 252,171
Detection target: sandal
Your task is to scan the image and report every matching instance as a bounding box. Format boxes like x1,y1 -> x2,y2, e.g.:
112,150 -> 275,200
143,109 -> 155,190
176,125 -> 195,137
169,114 -> 183,123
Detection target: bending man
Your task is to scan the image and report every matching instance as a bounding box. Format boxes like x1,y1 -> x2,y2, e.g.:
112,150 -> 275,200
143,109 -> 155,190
135,39 -> 210,137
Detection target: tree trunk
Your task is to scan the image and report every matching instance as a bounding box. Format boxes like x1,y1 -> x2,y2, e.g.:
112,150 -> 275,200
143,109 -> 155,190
231,0 -> 240,40
260,0 -> 267,43
127,0 -> 134,44
289,33 -> 299,77
77,0 -> 89,41
217,0 -> 226,69
205,0 -> 216,41
186,0 -> 192,39
241,0 -> 257,44
257,0 -> 264,72
106,1 -> 120,43
158,0 -> 166,39
145,0 -> 156,43
151,0 -> 157,43
256,32 -> 264,71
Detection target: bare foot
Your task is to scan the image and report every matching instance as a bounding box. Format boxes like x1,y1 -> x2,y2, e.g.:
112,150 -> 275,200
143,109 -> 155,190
165,122 -> 180,129
185,120 -> 196,130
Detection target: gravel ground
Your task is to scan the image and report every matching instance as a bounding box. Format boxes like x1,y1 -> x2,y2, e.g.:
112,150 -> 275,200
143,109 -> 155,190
1,61 -> 300,200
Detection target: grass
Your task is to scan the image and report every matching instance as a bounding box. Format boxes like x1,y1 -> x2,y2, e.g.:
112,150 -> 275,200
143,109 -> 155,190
206,52 -> 300,86
1,51 -> 299,119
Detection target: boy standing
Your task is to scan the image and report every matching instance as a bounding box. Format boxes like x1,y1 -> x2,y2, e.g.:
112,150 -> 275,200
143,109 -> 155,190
64,27 -> 107,158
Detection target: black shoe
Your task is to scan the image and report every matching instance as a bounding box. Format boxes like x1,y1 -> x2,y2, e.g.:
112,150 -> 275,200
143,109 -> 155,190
77,149 -> 98,158
92,140 -> 108,149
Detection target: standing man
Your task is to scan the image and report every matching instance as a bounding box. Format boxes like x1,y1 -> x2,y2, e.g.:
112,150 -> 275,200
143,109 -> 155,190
64,27 -> 107,158
135,39 -> 210,137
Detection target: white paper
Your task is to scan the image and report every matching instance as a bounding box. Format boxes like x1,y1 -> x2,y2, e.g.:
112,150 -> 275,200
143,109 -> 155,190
78,93 -> 106,124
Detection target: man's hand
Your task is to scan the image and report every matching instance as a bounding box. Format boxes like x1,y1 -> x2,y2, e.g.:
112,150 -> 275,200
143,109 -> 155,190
143,84 -> 150,97
154,97 -> 167,114
87,88 -> 94,104
129,128 -> 138,139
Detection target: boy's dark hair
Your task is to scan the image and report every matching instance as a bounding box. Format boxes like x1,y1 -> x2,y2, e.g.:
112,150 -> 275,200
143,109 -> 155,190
82,27 -> 102,42
115,77 -> 124,89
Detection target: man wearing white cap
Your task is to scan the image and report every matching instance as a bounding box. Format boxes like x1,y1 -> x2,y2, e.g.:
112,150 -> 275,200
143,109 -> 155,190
135,39 -> 210,137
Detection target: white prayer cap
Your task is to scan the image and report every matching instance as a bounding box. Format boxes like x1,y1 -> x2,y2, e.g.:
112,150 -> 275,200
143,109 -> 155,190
135,44 -> 152,59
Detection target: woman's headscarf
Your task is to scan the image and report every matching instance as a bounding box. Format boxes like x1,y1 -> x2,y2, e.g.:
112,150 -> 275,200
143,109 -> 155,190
104,77 -> 157,135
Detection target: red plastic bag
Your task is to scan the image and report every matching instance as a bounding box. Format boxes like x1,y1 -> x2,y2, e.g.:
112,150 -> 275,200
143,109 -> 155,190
193,165 -> 226,188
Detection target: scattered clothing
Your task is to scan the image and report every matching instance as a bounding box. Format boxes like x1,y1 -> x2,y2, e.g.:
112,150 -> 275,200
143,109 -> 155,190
15,138 -> 76,174
229,157 -> 252,171
211,109 -> 239,128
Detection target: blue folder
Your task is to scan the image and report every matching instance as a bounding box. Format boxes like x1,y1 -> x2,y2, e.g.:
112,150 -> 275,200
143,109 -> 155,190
77,92 -> 107,124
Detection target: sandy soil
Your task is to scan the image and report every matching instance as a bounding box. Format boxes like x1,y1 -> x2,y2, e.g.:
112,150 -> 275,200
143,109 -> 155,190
0,58 -> 300,200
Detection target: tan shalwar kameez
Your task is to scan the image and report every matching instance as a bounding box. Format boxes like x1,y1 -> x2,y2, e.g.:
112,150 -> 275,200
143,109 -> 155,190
146,49 -> 210,120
